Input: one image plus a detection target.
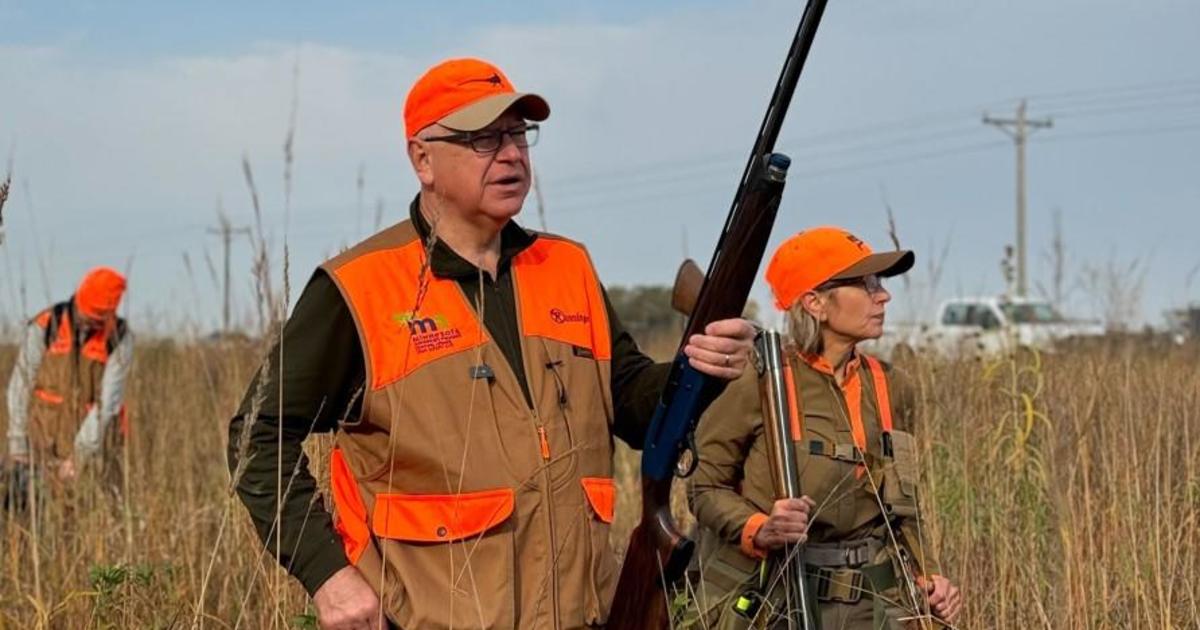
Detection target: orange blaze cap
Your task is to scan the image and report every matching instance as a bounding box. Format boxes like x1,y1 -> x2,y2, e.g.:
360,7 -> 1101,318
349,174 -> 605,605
765,226 -> 914,311
404,57 -> 550,138
75,266 -> 127,320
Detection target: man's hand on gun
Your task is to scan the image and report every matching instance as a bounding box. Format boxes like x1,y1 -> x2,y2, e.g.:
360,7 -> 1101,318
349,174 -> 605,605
683,318 -> 757,380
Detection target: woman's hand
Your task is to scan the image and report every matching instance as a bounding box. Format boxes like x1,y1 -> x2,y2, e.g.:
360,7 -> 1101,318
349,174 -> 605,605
752,496 -> 816,551
920,574 -> 962,623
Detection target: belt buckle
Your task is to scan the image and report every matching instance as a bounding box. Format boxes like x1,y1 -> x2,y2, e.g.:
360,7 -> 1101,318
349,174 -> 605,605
846,570 -> 865,603
831,569 -> 864,604
815,568 -> 865,604
813,567 -> 833,601
846,540 -> 870,567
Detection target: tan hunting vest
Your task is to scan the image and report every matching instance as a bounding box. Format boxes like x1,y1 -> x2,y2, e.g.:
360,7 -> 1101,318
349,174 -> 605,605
322,220 -> 618,630
28,304 -> 123,460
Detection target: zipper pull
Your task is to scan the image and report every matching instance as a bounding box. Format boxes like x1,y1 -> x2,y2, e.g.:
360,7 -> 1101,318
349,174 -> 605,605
537,426 -> 551,461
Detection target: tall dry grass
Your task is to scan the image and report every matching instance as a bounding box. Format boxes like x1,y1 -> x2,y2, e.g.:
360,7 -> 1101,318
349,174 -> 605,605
897,339 -> 1200,628
0,338 -> 317,629
2,333 -> 1198,628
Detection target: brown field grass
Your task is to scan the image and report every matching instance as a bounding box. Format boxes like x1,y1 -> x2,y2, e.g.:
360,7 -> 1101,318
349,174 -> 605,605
1,335 -> 1198,628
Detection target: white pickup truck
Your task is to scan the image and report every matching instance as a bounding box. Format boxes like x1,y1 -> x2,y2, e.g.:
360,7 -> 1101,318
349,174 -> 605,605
866,296 -> 1105,358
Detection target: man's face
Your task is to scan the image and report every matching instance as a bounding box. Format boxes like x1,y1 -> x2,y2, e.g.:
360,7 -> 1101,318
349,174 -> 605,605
411,111 -> 532,225
78,312 -> 108,334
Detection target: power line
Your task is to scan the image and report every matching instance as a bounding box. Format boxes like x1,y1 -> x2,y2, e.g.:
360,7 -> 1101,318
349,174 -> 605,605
553,139 -> 1009,216
1046,96 -> 1200,120
1035,118 -> 1200,143
550,116 -> 1200,217
548,123 -> 986,200
545,78 -> 1200,198
1021,77 -> 1200,107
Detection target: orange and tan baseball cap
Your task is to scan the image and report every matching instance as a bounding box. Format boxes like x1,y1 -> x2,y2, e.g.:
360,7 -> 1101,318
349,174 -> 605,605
765,226 -> 913,310
404,57 -> 550,138
74,266 -> 127,320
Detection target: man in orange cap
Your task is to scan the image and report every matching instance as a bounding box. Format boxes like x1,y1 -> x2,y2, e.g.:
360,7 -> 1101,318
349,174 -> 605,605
229,57 -> 756,630
5,266 -> 132,486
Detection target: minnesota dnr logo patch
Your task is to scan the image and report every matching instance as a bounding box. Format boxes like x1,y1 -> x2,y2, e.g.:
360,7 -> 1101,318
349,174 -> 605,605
392,311 -> 463,353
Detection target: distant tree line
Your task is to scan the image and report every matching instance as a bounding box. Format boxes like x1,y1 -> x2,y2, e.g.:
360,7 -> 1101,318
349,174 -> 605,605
606,285 -> 682,343
607,284 -> 759,346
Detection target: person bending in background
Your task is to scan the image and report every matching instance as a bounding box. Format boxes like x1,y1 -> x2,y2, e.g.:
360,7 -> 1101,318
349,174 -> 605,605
5,267 -> 132,494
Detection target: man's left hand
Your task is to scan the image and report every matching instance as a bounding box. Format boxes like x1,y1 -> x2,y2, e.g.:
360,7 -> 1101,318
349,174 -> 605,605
682,318 -> 755,380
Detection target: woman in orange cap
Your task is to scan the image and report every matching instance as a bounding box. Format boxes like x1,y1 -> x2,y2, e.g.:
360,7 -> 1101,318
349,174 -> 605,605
688,227 -> 961,628
5,266 -> 132,488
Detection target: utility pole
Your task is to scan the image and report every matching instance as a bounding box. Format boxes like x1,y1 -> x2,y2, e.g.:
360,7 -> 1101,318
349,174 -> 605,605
983,99 -> 1052,297
207,209 -> 251,334
532,165 -> 548,232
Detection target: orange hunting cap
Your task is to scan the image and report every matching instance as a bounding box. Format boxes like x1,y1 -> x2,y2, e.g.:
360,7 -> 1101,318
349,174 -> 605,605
404,57 -> 550,138
765,226 -> 913,311
74,267 -> 127,320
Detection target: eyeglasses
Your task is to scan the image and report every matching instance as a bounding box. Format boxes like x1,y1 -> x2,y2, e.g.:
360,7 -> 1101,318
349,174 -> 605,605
816,274 -> 886,295
422,123 -> 540,154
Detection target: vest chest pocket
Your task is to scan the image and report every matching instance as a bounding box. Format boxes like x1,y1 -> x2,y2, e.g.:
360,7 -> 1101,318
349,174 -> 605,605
880,430 -> 919,518
545,343 -> 613,465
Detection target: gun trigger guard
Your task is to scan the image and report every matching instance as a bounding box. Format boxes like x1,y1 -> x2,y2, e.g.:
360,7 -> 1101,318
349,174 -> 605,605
675,431 -> 701,478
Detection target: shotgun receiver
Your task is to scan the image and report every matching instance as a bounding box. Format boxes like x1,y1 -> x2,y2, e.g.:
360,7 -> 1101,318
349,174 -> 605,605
756,328 -> 817,629
608,2 -> 830,627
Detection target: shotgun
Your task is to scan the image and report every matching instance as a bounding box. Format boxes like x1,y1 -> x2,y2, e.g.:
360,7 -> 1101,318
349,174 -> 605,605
756,328 -> 817,629
608,2 -> 830,627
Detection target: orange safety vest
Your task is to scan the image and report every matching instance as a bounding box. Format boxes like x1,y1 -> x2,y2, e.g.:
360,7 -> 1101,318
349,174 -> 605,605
28,303 -> 128,460
321,220 -> 618,630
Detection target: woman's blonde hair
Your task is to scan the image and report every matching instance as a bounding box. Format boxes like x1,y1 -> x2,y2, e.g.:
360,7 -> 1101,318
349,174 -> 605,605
787,299 -> 824,355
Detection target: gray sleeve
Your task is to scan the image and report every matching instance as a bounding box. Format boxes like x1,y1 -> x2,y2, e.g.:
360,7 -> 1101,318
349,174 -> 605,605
75,330 -> 134,458
6,323 -> 45,457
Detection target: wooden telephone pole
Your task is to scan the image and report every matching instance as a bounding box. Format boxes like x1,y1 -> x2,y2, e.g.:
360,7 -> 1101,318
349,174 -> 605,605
984,99 -> 1052,297
207,209 -> 251,334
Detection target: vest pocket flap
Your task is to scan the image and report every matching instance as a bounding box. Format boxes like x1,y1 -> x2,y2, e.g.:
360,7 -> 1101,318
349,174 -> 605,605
881,430 -> 919,518
581,477 -> 615,523
372,488 -> 515,543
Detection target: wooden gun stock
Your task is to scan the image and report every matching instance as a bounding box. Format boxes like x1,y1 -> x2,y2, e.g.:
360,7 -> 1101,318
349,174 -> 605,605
671,259 -> 704,316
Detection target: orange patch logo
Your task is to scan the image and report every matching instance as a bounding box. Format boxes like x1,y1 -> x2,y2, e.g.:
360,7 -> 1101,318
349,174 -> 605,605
393,311 -> 463,353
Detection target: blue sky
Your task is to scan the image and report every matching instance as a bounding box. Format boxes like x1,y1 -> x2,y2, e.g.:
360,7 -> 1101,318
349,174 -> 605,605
2,0 -> 1198,334
0,2 -> 709,56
